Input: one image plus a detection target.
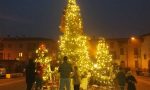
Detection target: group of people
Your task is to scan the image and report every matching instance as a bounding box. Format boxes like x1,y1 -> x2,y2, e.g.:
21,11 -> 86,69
26,55 -> 137,90
25,55 -> 81,90
116,67 -> 137,90
58,56 -> 81,90
25,55 -> 43,90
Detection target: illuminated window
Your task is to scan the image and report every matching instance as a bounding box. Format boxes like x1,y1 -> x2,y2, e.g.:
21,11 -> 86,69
19,52 -> 23,57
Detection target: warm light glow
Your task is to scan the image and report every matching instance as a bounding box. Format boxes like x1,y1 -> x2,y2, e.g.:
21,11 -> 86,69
35,44 -> 52,82
131,37 -> 136,41
58,0 -> 92,75
60,0 -> 83,34
19,52 -> 23,57
92,38 -> 114,86
94,64 -> 98,68
59,0 -> 116,87
68,0 -> 76,4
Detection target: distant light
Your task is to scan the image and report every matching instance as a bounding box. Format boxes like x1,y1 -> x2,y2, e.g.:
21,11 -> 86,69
131,37 -> 136,41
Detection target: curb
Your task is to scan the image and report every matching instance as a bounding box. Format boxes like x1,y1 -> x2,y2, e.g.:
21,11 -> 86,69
6,73 -> 23,79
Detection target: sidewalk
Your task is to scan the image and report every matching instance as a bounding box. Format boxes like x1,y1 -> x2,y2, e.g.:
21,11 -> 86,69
0,77 -> 25,87
136,76 -> 150,85
5,73 -> 24,78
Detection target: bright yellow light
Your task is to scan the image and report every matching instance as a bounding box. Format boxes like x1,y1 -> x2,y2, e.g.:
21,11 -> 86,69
58,0 -> 92,75
19,52 -> 23,57
131,37 -> 136,41
68,0 -> 76,4
93,38 -> 114,85
94,64 -> 98,68
59,0 -> 116,86
35,45 -> 52,82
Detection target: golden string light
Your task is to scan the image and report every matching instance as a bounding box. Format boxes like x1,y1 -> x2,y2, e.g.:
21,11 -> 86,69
35,44 -> 52,81
92,38 -> 114,86
58,0 -> 92,75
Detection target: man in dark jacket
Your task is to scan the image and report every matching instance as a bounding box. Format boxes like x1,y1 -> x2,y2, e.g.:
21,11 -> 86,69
116,67 -> 126,90
26,58 -> 35,90
59,56 -> 73,90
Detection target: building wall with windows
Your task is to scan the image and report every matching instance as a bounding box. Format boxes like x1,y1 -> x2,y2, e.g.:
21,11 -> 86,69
1,35 -> 150,71
127,37 -> 142,70
141,34 -> 150,71
0,37 -> 57,61
107,38 -> 128,67
89,37 -> 144,71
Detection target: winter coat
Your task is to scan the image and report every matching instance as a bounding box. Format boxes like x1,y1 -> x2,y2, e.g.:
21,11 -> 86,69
25,59 -> 35,84
116,70 -> 126,86
126,75 -> 137,90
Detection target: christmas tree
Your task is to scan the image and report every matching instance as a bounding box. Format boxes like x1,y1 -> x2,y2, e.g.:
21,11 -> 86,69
60,0 -> 83,34
35,44 -> 52,82
92,38 -> 114,86
58,0 -> 92,75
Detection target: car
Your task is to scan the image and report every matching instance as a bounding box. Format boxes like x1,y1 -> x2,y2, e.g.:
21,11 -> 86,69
0,65 -> 6,78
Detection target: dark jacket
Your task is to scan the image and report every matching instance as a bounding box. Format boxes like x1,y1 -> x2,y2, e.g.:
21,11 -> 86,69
59,61 -> 73,78
116,70 -> 126,86
126,75 -> 137,90
26,59 -> 35,84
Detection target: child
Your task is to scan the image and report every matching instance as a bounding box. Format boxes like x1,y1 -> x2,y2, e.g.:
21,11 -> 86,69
73,66 -> 81,90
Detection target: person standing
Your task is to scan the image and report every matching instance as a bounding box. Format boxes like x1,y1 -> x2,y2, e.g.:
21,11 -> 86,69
73,66 -> 81,90
116,67 -> 126,90
35,62 -> 43,90
25,58 -> 36,90
126,71 -> 137,90
58,56 -> 73,90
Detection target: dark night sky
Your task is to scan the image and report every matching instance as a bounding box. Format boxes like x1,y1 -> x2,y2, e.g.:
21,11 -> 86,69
0,0 -> 150,40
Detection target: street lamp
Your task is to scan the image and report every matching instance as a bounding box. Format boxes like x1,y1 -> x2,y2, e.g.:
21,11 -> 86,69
127,36 -> 137,68
127,36 -> 142,70
131,37 -> 136,41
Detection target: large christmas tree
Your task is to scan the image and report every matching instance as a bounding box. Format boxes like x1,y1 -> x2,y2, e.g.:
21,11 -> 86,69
58,0 -> 92,75
92,38 -> 114,86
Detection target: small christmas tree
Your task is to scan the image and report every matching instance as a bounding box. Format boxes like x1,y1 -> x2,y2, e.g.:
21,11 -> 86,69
92,38 -> 114,86
35,44 -> 52,82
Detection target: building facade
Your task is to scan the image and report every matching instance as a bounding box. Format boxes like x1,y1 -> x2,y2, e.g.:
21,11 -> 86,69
89,36 -> 146,71
0,37 -> 57,61
141,34 -> 150,71
1,34 -> 150,71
